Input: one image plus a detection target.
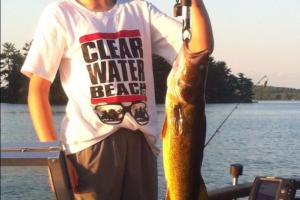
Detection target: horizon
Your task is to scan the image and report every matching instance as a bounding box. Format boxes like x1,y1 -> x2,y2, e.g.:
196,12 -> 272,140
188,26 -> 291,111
1,0 -> 300,89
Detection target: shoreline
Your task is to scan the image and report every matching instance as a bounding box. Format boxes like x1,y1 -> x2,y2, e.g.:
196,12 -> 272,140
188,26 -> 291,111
1,99 -> 300,106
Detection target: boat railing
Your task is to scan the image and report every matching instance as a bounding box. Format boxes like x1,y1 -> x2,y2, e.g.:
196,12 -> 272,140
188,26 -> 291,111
1,142 -> 299,200
1,141 -> 74,200
208,182 -> 252,200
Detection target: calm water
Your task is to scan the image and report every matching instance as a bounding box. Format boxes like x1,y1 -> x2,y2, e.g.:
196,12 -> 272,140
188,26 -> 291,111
1,101 -> 300,199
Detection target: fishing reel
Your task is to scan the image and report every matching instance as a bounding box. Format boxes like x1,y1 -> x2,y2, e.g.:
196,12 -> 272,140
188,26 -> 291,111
174,0 -> 192,41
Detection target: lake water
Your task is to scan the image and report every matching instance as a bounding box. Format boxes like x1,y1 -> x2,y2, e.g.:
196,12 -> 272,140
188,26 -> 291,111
1,101 -> 300,199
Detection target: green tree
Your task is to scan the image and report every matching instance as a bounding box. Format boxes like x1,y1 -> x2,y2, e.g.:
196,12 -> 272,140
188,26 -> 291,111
206,58 -> 234,102
152,56 -> 255,103
206,58 -> 254,102
22,41 -> 32,57
236,73 -> 254,102
49,74 -> 67,105
152,54 -> 171,104
1,42 -> 255,104
1,42 -> 67,104
1,43 -> 28,103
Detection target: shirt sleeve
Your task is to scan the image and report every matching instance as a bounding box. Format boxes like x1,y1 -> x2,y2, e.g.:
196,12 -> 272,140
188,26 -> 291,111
21,3 -> 66,83
147,2 -> 183,65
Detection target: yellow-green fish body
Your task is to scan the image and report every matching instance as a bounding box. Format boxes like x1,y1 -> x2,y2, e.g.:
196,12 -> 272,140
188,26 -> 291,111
162,42 -> 209,200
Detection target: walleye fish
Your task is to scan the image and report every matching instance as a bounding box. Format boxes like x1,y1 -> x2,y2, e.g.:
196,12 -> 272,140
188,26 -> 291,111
162,41 -> 209,200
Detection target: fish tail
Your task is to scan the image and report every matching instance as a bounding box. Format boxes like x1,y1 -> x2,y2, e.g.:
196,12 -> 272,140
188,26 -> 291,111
199,176 -> 208,200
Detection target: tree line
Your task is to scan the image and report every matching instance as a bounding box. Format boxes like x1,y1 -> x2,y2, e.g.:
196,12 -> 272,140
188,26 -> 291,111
254,86 -> 300,100
1,42 -> 254,104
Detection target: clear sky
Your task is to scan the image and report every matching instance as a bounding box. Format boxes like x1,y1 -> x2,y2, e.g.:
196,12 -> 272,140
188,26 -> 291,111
1,0 -> 300,88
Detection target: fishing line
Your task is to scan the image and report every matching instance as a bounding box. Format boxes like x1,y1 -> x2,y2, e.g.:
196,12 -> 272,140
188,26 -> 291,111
204,75 -> 268,148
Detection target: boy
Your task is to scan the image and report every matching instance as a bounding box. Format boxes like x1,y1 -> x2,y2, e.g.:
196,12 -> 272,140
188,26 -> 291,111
21,0 -> 213,199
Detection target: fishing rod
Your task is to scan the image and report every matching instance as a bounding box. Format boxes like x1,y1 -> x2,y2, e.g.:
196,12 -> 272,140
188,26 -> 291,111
171,0 -> 269,148
204,75 -> 268,148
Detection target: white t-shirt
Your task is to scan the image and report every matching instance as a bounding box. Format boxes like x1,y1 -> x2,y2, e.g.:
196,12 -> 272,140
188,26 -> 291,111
21,0 -> 182,155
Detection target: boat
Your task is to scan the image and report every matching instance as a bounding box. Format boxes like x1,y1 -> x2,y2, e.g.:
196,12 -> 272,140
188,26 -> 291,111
1,141 -> 299,200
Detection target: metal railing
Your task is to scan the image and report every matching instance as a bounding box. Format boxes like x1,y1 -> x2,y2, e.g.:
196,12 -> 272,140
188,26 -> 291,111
208,182 -> 252,200
1,142 -> 252,200
1,142 -> 74,200
2,142 -> 299,200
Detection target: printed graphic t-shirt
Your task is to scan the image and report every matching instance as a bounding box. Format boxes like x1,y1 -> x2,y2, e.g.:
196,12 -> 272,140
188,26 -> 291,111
21,0 -> 182,155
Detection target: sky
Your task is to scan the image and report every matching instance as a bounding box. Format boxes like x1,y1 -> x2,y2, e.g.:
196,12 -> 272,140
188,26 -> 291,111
1,0 -> 300,89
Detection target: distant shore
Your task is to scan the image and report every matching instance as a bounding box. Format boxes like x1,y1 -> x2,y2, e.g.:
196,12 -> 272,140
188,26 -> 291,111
253,86 -> 300,101
1,99 -> 299,106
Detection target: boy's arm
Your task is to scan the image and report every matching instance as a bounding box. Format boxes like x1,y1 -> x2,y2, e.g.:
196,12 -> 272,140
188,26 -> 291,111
28,74 -> 79,192
28,74 -> 57,142
190,0 -> 214,53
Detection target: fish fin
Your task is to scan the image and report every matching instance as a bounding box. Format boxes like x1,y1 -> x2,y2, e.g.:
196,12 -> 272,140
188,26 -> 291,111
199,176 -> 208,200
161,116 -> 168,138
165,188 -> 170,200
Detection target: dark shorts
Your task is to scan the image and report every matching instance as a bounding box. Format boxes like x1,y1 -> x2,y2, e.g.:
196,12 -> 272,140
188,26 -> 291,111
67,128 -> 158,200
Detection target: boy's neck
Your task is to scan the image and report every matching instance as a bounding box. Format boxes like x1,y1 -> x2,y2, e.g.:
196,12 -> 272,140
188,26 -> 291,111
76,0 -> 117,12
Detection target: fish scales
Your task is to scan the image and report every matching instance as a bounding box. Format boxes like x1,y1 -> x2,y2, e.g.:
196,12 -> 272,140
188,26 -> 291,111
162,41 -> 209,200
